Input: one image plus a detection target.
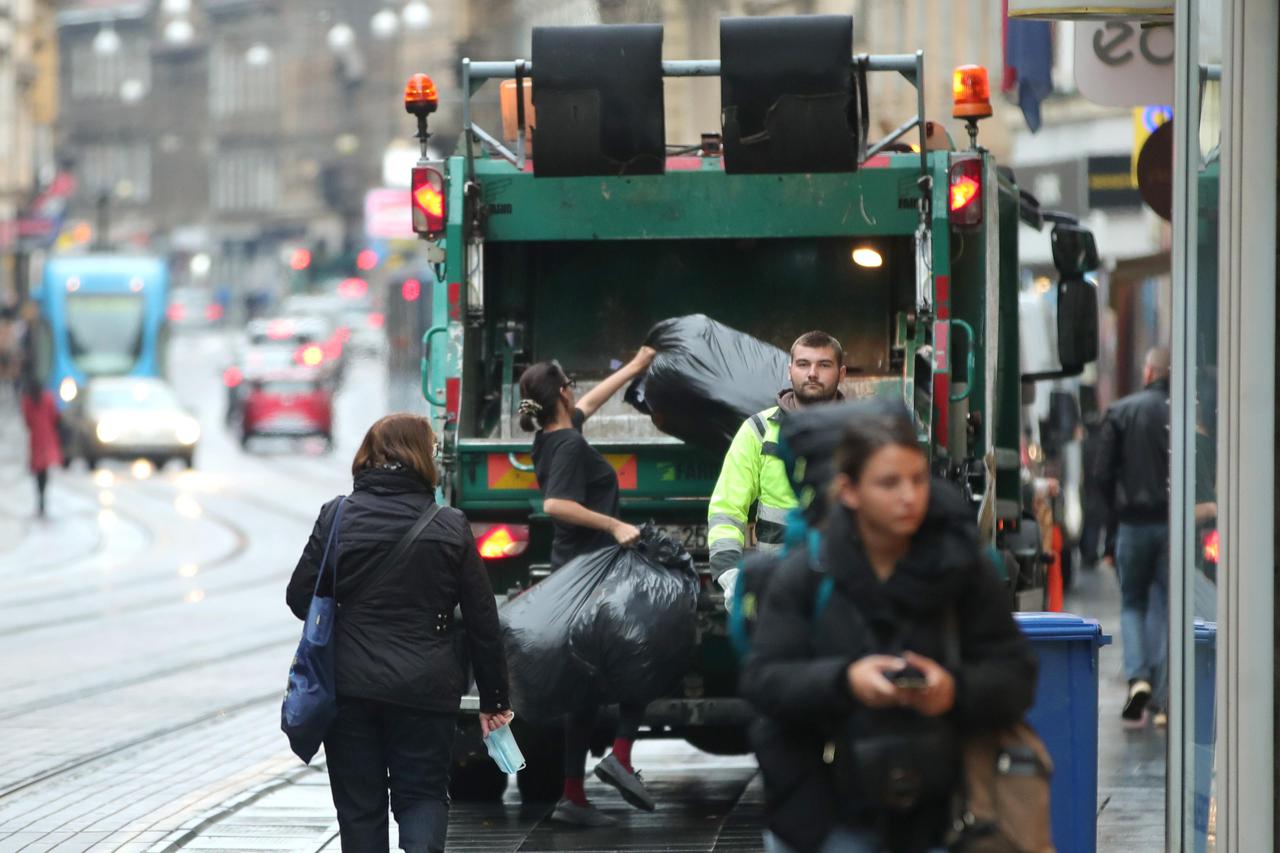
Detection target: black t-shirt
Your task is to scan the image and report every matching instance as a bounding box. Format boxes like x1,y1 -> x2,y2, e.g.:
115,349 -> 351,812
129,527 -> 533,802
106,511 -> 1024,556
532,408 -> 621,568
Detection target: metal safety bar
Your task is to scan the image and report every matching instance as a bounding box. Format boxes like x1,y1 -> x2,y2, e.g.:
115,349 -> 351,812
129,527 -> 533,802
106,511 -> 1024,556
466,53 -> 923,80
460,50 -> 931,187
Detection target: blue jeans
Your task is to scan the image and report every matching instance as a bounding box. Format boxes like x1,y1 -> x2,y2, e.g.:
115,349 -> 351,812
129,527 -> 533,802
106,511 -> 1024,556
1115,522 -> 1169,701
764,829 -> 946,853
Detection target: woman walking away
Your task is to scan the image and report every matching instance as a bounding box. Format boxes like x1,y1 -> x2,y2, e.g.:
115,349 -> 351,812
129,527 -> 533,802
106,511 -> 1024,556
741,408 -> 1038,853
518,348 -> 658,827
287,414 -> 511,853
20,373 -> 62,518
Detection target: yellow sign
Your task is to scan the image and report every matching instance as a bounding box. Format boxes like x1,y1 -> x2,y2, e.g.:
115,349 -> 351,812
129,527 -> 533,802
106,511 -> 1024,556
1132,106 -> 1172,184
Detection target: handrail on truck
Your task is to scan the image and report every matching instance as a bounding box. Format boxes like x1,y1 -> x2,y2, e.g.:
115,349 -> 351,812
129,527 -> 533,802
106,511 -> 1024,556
457,50 -> 932,199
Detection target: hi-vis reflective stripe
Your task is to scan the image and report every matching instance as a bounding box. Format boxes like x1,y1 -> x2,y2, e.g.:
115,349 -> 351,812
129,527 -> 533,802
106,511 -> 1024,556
757,504 -> 792,525
709,514 -> 747,534
485,453 -> 639,490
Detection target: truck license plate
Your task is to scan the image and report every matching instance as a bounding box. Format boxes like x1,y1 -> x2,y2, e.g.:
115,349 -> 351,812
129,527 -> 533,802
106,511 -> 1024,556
658,523 -> 708,553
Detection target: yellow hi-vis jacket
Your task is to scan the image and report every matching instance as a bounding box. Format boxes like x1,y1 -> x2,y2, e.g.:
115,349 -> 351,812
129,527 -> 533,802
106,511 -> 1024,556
707,405 -> 798,575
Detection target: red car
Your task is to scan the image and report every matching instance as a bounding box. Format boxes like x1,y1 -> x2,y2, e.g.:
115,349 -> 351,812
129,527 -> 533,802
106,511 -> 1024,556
240,376 -> 333,450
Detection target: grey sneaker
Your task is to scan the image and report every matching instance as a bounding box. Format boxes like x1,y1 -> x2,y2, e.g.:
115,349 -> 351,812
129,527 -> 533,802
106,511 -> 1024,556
594,753 -> 656,812
551,798 -> 618,827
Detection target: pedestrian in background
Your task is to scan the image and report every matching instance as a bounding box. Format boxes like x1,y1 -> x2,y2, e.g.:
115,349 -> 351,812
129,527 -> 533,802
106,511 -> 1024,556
741,409 -> 1037,853
287,414 -> 511,853
20,372 -> 62,518
1093,346 -> 1171,728
517,348 -> 659,826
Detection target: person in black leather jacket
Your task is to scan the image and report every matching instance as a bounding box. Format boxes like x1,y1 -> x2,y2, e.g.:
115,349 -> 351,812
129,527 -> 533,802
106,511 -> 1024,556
287,413 -> 511,853
1092,346 -> 1171,727
741,408 -> 1037,853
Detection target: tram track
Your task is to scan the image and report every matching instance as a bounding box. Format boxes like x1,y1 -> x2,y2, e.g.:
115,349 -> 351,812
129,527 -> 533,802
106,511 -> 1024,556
0,689 -> 281,802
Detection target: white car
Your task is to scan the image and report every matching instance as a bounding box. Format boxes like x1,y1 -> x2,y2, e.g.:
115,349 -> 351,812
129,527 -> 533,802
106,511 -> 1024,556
65,377 -> 201,469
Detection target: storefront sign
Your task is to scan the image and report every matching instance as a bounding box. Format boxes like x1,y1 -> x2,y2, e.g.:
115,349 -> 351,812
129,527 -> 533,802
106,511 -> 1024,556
1135,121 -> 1173,221
1074,21 -> 1174,106
1088,155 -> 1143,209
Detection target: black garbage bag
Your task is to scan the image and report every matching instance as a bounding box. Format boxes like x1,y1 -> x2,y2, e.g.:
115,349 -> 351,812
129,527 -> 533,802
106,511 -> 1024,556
779,397 -> 913,524
500,525 -> 699,723
626,314 -> 790,453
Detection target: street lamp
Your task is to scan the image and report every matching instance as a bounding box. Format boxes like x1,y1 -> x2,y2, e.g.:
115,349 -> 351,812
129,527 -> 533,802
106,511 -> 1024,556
402,1 -> 433,30
326,22 -> 356,53
93,24 -> 121,56
245,43 -> 273,67
163,17 -> 195,46
371,8 -> 400,40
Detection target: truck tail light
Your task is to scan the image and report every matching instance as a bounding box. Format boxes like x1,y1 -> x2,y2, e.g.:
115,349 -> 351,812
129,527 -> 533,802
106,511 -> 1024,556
412,165 -> 446,237
298,344 -> 325,367
949,157 -> 983,227
167,303 -> 186,322
472,523 -> 530,560
1203,529 -> 1220,565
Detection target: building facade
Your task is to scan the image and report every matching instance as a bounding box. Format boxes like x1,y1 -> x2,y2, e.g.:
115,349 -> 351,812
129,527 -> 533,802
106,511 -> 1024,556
55,0 -> 456,301
0,0 -> 58,304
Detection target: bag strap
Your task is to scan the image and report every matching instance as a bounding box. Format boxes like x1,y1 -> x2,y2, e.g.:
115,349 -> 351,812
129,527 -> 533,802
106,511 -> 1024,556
312,496 -> 347,598
343,501 -> 445,604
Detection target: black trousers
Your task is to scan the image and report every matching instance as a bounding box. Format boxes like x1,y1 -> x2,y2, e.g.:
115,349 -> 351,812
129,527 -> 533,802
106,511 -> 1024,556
324,697 -> 456,853
563,701 -> 645,778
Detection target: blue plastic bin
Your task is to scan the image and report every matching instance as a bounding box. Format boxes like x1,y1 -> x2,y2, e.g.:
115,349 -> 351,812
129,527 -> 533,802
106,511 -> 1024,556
1193,620 -> 1217,853
1015,613 -> 1111,853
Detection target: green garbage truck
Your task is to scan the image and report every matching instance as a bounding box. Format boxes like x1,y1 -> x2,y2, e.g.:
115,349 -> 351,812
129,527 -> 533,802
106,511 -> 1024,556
398,17 -> 1099,800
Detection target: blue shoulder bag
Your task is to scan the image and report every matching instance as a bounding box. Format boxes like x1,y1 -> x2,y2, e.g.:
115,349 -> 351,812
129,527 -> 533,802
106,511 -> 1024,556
282,498 -> 445,763
282,497 -> 346,764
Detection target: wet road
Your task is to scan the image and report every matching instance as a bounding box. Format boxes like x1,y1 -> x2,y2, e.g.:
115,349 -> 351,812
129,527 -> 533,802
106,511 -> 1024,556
0,331 -> 768,852
0,329 -> 1169,852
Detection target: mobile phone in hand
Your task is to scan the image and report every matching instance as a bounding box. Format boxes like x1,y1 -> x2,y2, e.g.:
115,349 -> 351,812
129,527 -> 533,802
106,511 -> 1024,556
888,665 -> 927,689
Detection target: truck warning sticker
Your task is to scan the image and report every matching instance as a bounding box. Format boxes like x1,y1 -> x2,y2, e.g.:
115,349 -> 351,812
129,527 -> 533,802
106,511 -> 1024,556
487,453 -> 638,490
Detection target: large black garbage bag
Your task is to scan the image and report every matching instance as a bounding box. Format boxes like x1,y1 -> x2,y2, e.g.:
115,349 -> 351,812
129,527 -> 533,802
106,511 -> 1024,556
779,398 -> 913,523
626,314 -> 790,453
501,525 -> 699,723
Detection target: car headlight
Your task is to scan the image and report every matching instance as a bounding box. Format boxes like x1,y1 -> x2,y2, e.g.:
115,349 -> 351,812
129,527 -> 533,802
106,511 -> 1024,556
176,417 -> 201,446
96,418 -> 121,443
60,377 -> 78,403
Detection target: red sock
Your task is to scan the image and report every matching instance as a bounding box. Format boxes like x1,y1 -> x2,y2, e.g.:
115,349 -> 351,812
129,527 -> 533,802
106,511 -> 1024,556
563,776 -> 587,806
611,738 -> 634,772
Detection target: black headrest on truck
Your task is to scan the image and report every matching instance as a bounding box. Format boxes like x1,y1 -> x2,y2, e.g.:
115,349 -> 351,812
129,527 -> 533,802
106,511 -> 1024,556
531,24 -> 666,178
720,15 -> 864,175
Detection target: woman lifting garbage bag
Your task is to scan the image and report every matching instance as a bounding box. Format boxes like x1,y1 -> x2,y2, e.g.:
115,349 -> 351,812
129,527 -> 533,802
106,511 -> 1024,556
286,414 -> 511,853
515,350 -> 664,827
740,406 -> 1040,853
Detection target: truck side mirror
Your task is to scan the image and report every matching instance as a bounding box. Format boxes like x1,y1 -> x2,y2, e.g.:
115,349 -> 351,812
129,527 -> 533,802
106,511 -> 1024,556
1056,276 -> 1098,370
1051,222 -> 1100,278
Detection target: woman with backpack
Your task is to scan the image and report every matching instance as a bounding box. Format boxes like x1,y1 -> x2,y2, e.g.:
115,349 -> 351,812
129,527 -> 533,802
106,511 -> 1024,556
517,349 -> 658,826
740,408 -> 1038,853
287,414 -> 511,853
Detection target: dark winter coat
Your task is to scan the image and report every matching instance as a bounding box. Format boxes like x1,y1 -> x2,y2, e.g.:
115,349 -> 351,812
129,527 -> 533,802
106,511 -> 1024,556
1093,378 -> 1171,526
287,468 -> 509,714
739,480 -> 1038,853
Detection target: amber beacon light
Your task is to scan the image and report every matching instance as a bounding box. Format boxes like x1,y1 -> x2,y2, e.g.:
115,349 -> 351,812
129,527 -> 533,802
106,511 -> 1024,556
404,73 -> 439,115
952,65 -> 993,120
